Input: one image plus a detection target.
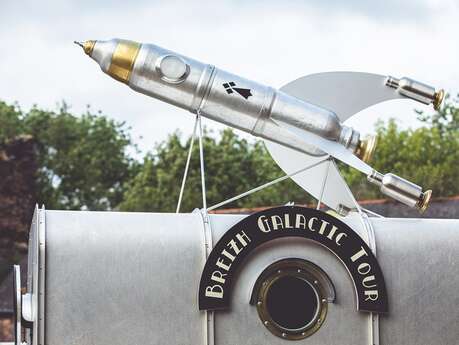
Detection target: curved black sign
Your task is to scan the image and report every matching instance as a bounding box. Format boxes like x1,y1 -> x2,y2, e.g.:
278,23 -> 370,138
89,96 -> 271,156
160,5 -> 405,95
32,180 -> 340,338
198,206 -> 388,313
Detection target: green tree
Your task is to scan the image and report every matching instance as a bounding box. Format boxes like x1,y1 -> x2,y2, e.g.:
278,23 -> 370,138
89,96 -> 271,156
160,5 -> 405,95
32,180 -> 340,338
0,101 -> 137,210
119,128 -> 311,212
0,102 -> 24,142
417,94 -> 459,134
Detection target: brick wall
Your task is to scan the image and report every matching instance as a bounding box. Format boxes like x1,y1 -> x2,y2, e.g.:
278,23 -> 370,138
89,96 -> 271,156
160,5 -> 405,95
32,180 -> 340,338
0,135 -> 37,264
0,136 -> 37,342
210,196 -> 459,218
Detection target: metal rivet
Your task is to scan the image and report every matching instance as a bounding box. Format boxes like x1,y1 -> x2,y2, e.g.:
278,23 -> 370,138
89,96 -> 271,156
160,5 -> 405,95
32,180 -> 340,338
277,270 -> 282,274
302,332 -> 306,336
257,301 -> 262,306
318,318 -> 321,323
314,280 -> 319,285
264,321 -> 269,326
322,298 -> 327,303
297,269 -> 301,273
282,333 -> 287,338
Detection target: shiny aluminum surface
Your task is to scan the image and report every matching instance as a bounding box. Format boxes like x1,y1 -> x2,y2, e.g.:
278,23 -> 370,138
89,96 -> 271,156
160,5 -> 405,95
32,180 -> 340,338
90,40 -> 117,72
130,43 -> 209,111
386,76 -> 443,109
367,171 -> 426,209
43,211 -> 207,345
381,173 -> 422,208
24,206 -> 45,345
13,266 -> 21,345
21,210 -> 459,345
87,39 -> 359,153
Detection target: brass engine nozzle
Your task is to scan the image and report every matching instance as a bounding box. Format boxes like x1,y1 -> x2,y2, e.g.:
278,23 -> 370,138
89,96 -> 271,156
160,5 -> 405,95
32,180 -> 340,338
356,135 -> 377,163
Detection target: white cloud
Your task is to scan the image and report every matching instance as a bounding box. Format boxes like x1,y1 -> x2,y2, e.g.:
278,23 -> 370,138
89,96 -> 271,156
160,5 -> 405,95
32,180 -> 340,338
0,0 -> 458,155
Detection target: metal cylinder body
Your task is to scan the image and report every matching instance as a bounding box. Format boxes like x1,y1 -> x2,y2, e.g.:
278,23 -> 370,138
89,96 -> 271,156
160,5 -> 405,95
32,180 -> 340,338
18,207 -> 459,345
87,39 -> 360,152
386,76 -> 444,110
367,171 -> 431,210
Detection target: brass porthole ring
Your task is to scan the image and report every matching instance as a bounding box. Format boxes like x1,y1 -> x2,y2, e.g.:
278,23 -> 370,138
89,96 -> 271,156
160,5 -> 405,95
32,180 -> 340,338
253,259 -> 333,341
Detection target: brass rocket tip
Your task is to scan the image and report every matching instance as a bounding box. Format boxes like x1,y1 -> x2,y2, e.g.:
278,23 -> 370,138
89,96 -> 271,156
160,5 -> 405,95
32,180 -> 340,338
356,135 -> 377,163
417,189 -> 432,213
74,40 -> 96,56
433,89 -> 445,111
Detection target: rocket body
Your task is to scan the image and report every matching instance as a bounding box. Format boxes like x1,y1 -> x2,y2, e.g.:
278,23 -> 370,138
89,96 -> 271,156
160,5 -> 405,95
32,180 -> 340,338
86,39 -> 360,157
78,39 -> 437,211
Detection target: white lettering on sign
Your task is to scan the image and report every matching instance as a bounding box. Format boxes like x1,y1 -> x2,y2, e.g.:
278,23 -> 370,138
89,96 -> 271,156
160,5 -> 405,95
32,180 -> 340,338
351,246 -> 379,301
205,230 -> 252,299
257,213 -> 348,247
296,214 -> 307,229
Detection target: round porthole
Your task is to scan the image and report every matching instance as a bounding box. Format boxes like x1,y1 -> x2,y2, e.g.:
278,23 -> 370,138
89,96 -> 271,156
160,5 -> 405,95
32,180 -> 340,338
155,54 -> 190,84
251,259 -> 335,340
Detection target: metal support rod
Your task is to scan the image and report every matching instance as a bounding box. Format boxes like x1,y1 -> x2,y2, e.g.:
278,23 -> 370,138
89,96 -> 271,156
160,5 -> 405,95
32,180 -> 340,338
316,157 -> 331,210
197,113 -> 208,212
176,115 -> 199,213
355,201 -> 380,345
361,207 -> 384,218
207,158 -> 329,212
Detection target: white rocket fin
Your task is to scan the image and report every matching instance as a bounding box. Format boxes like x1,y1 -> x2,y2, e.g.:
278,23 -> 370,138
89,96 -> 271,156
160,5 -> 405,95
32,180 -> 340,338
280,71 -> 404,121
264,71 -> 405,212
265,138 -> 358,211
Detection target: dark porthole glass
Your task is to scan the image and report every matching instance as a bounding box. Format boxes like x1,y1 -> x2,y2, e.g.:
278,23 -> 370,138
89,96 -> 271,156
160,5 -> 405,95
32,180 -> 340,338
265,275 -> 319,331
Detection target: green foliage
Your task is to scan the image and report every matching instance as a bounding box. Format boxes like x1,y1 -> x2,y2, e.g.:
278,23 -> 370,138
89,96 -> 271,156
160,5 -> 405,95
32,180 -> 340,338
0,102 -> 24,142
0,101 -> 137,210
417,94 -> 459,135
119,129 -> 311,212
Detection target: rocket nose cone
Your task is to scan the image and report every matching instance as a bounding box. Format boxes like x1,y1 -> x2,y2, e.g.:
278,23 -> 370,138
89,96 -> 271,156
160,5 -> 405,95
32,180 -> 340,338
74,40 -> 96,56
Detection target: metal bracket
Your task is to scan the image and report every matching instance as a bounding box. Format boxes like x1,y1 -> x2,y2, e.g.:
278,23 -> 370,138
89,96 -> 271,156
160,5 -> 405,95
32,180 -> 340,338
193,112 -> 215,345
200,210 -> 215,345
359,212 -> 380,345
13,265 -> 23,345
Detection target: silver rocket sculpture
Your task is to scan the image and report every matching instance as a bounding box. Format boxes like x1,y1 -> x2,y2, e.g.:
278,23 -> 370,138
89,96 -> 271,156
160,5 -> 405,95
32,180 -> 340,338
76,39 -> 443,211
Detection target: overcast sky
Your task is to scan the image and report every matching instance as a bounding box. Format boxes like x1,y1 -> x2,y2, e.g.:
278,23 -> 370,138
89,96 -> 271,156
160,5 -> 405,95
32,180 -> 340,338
1,0 -> 458,154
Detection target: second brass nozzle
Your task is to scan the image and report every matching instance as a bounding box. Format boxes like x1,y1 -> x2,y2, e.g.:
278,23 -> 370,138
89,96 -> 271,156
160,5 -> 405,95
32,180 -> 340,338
417,189 -> 432,213
433,89 -> 445,111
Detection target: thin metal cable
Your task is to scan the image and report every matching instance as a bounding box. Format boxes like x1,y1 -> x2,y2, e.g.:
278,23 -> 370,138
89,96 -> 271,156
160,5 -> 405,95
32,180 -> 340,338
197,113 -> 208,211
316,157 -> 331,210
176,115 -> 199,213
207,158 -> 329,212
361,207 -> 384,218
